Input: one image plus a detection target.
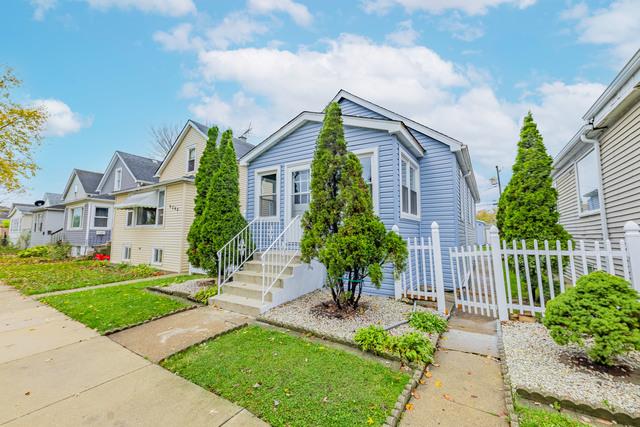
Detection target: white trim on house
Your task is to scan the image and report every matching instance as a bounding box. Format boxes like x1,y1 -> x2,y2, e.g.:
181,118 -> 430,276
185,145 -> 197,175
151,247 -> 163,266
89,203 -> 113,230
114,167 -> 123,192
574,149 -> 601,218
254,166 -> 280,220
61,169 -> 103,201
351,147 -> 380,214
122,244 -> 132,262
117,188 -> 166,229
284,160 -> 311,226
240,111 -> 424,165
155,120 -> 207,178
68,206 -> 84,230
398,146 -> 421,221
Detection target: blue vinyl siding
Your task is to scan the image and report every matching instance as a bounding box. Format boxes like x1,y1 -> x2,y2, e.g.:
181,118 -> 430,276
338,99 -> 387,119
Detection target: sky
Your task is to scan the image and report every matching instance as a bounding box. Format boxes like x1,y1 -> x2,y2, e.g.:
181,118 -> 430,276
3,0 -> 639,208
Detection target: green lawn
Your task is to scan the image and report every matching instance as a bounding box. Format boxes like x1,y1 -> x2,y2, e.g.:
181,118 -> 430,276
517,405 -> 589,427
41,275 -> 197,333
0,258 -> 163,295
162,326 -> 409,427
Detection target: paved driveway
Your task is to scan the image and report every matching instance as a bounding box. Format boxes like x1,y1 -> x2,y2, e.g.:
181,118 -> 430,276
0,285 -> 266,426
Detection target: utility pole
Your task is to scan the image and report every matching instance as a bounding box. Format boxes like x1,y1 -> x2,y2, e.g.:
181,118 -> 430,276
495,165 -> 502,197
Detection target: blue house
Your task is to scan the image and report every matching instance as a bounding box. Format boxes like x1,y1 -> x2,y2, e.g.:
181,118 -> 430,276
214,90 -> 479,315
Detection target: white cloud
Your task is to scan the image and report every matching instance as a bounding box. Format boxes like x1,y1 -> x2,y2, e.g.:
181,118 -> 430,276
438,13 -> 484,41
30,0 -> 56,21
207,12 -> 270,49
385,20 -> 420,46
86,0 -> 196,16
561,0 -> 640,64
248,0 -> 313,26
185,34 -> 602,189
153,23 -> 203,52
361,0 -> 536,16
33,99 -> 92,137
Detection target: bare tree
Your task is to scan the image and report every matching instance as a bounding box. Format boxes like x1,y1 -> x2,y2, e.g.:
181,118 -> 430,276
148,124 -> 181,160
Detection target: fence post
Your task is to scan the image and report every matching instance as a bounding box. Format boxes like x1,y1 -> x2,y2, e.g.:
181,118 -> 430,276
489,226 -> 509,321
624,221 -> 640,292
392,224 -> 402,300
431,222 -> 446,314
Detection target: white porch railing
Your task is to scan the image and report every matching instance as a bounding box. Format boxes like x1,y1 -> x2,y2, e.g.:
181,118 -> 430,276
450,221 -> 640,320
217,218 -> 281,294
261,215 -> 301,304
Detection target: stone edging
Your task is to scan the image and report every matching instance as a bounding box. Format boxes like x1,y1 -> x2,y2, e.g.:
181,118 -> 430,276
497,322 -> 639,426
384,368 -> 423,427
496,321 -> 520,427
104,304 -> 198,335
147,286 -> 204,305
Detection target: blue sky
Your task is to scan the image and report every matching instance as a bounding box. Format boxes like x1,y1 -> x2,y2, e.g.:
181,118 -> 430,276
3,0 -> 639,207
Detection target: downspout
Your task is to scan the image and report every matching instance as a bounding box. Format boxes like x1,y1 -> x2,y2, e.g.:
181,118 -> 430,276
579,131 -> 609,240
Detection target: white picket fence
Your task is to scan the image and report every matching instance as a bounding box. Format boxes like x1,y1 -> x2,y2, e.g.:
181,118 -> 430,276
450,221 -> 640,320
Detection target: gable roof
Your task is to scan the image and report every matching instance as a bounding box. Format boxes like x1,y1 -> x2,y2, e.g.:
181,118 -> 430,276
240,111 -> 424,166
8,203 -> 36,218
96,151 -> 161,193
154,120 -> 255,178
43,193 -> 63,206
62,168 -> 104,200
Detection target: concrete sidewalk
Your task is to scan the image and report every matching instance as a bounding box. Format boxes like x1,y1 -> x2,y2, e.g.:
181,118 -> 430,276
0,285 -> 266,426
400,312 -> 508,427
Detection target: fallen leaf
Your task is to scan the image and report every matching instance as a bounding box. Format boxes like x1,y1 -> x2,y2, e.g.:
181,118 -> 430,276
424,371 -> 432,378
273,400 -> 280,407
367,417 -> 374,425
411,390 -> 421,399
470,395 -> 478,399
405,403 -> 414,411
24,391 -> 30,396
443,394 -> 454,402
433,363 -> 440,367
419,379 -> 426,385
253,383 -> 261,388
322,396 -> 329,403
434,379 -> 442,388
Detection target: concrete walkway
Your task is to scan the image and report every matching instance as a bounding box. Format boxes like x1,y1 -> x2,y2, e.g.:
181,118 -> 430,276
0,285 -> 266,426
110,306 -> 250,362
400,312 -> 508,427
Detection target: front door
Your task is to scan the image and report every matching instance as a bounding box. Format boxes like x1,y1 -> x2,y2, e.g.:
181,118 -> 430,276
287,166 -> 310,244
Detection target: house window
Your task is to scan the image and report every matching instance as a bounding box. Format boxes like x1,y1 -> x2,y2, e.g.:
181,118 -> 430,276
157,190 -> 165,225
10,218 -> 19,232
576,150 -> 600,213
125,210 -> 134,227
152,248 -> 163,265
114,168 -> 122,191
94,207 -> 109,228
187,147 -> 196,173
135,207 -> 157,226
122,245 -> 131,261
70,207 -> 83,229
358,153 -> 373,196
401,156 -> 419,218
258,172 -> 277,217
38,215 -> 43,232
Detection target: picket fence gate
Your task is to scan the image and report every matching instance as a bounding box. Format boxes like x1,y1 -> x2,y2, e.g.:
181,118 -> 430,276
449,221 -> 640,320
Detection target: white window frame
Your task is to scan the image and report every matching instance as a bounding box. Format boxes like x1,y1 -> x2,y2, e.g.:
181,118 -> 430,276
254,166 -> 280,220
151,247 -> 163,266
90,205 -> 112,230
186,146 -> 196,174
114,167 -> 123,191
125,210 -> 134,227
399,148 -> 420,221
156,189 -> 165,226
284,161 -> 311,225
131,188 -> 166,228
68,206 -> 83,230
122,245 -> 132,262
575,149 -> 601,217
352,147 -> 380,214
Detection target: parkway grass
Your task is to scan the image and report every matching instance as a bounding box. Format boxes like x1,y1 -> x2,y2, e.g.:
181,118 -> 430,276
162,325 -> 409,427
0,257 -> 163,295
41,275 -> 197,334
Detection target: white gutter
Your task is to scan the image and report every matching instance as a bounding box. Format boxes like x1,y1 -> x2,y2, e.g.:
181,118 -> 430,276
579,131 -> 609,240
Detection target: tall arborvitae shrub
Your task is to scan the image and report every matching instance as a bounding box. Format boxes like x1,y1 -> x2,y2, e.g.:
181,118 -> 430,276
302,103 -> 406,309
187,126 -> 219,267
497,112 -> 571,243
199,130 -> 247,275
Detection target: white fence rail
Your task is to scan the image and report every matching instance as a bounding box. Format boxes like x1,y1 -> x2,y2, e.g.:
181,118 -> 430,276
261,216 -> 301,304
450,221 -> 640,320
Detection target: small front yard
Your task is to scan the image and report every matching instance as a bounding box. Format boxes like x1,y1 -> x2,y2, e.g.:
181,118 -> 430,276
0,257 -> 163,295
162,325 -> 409,427
41,275 -> 197,333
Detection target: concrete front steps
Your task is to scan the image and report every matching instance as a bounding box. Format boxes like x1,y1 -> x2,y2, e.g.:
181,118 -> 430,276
211,255 -> 303,316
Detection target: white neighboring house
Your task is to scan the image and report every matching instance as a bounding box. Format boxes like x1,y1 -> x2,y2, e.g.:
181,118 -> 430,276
29,193 -> 65,247
7,203 -> 36,248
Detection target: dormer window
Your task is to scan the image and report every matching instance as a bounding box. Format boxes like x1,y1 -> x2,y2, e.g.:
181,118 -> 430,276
187,147 -> 196,173
114,168 -> 122,191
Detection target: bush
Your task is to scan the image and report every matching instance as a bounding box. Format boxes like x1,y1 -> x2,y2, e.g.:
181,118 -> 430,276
193,286 -> 217,304
354,325 -> 435,364
17,245 -> 49,258
408,311 -> 448,334
49,242 -> 71,260
390,332 -> 435,364
543,271 -> 640,365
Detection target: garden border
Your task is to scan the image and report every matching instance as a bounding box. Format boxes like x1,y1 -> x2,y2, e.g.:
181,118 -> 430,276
103,303 -> 199,335
497,322 -> 639,426
496,321 -> 519,427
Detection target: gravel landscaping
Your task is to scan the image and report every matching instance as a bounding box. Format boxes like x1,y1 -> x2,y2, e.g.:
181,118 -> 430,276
161,279 -> 211,296
261,289 -> 441,343
502,321 -> 640,418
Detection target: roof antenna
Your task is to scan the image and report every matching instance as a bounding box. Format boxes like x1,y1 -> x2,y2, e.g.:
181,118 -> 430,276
239,122 -> 252,140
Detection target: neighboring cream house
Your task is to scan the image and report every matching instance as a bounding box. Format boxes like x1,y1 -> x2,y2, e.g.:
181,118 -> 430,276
30,193 -> 65,247
7,203 -> 36,247
109,120 -> 253,272
553,49 -> 640,258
